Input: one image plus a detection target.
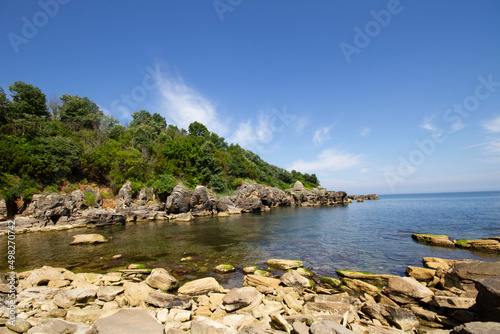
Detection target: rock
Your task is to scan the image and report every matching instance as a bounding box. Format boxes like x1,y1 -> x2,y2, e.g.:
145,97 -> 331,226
457,239 -> 500,253
292,181 -> 305,191
405,266 -> 436,282
190,186 -> 213,216
65,306 -> 101,324
310,320 -> 356,334
85,186 -> 103,208
53,288 -> 97,308
281,270 -> 312,289
0,198 -> 7,220
147,291 -> 193,309
321,277 -> 342,288
26,318 -> 90,334
411,234 -> 455,248
342,278 -> 380,296
166,185 -> 190,214
89,308 -> 163,334
79,209 -> 126,227
432,296 -> 476,309
244,275 -> 281,289
385,306 -> 419,331
215,264 -> 235,274
115,181 -> 133,213
445,260 -> 500,295
270,313 -> 293,333
266,259 -> 303,270
123,282 -> 153,307
243,266 -> 258,274
25,266 -> 65,287
222,287 -> 262,312
474,275 -> 500,321
216,196 -> 242,214
451,321 -> 500,334
284,294 -> 303,313
7,317 -> 32,333
97,286 -> 124,302
173,212 -> 194,221
144,268 -> 178,291
423,257 -> 456,270
70,233 -> 107,245
349,320 -> 406,333
383,276 -> 434,304
178,277 -> 222,295
336,270 -> 394,280
191,316 -> 237,334
292,321 -> 310,334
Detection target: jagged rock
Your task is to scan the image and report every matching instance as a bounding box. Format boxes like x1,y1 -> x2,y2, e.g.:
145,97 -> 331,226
89,308 -> 163,334
178,277 -> 222,295
350,320 -> 406,333
411,233 -> 455,248
53,288 -> 97,308
7,317 -> 32,333
270,313 -> 293,333
115,181 -> 133,213
444,260 -> 500,296
191,316 -> 237,334
65,306 -> 101,324
342,278 -> 380,296
292,181 -> 305,191
190,186 -> 213,216
383,276 -> 434,304
232,184 -> 267,212
144,268 -> 178,291
216,196 -> 242,214
146,291 -> 193,309
166,185 -> 190,214
406,266 -> 436,282
239,324 -> 276,334
79,209 -> 126,227
85,186 -> 103,208
423,257 -> 456,270
70,233 -> 107,245
474,275 -> 500,321
25,266 -> 65,287
26,318 -> 90,334
281,270 -> 312,290
137,187 -> 155,206
244,275 -> 281,289
222,287 -> 262,312
432,296 -> 476,309
97,286 -> 124,302
0,198 -> 7,220
451,321 -> 500,334
123,282 -> 153,307
266,259 -> 303,270
310,320 -> 356,334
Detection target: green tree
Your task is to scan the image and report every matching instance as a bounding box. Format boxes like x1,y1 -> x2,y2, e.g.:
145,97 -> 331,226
188,121 -> 209,137
59,94 -> 104,131
0,87 -> 10,125
8,81 -> 49,119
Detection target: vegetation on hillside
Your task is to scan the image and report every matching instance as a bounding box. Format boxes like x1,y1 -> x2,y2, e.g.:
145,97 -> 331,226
0,81 -> 319,202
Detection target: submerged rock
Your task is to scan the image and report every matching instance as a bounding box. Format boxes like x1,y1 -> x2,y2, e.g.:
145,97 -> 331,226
70,233 -> 107,245
411,233 -> 455,248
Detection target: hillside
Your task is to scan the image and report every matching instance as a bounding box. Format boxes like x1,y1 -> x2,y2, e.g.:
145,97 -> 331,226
0,81 -> 319,205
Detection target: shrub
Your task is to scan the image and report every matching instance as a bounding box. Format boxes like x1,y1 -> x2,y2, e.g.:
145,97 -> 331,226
84,191 -> 96,208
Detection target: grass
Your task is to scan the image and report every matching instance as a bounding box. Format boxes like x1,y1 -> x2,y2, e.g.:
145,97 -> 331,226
455,239 -> 470,246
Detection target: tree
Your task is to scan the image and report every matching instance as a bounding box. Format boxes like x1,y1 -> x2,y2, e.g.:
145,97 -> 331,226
59,94 -> 104,131
188,121 -> 209,137
0,87 -> 10,126
8,81 -> 49,119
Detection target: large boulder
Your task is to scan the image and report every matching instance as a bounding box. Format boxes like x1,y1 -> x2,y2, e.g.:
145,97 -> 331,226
53,288 -> 97,309
292,181 -> 305,191
89,308 -> 163,334
146,291 -> 192,309
144,268 -> 178,291
281,270 -> 312,290
166,185 -> 191,214
411,233 -> 455,248
474,275 -> 500,321
451,321 -> 500,334
26,318 -> 90,334
444,260 -> 500,296
85,186 -> 103,208
136,187 -> 155,206
232,184 -> 267,212
25,266 -> 65,287
383,276 -> 434,305
178,277 -> 222,295
76,209 -> 126,227
190,186 -> 213,216
222,287 -> 263,312
216,196 -> 242,214
115,181 -> 133,213
0,198 -> 7,220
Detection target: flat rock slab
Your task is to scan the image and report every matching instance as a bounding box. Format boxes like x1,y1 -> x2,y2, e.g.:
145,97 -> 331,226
178,277 -> 222,295
474,275 -> 500,321
433,296 -> 476,309
146,291 -> 193,309
281,270 -> 312,289
89,308 -> 163,334
265,259 -> 303,270
70,234 -> 107,245
383,276 -> 434,304
411,234 -> 455,248
451,321 -> 500,334
222,287 -> 262,312
310,320 -> 356,334
244,275 -> 281,289
26,318 -> 90,334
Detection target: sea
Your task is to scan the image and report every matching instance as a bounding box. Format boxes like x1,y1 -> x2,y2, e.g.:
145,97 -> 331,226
2,191 -> 499,287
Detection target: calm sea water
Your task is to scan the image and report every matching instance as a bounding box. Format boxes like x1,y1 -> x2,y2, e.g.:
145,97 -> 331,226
2,191 -> 499,287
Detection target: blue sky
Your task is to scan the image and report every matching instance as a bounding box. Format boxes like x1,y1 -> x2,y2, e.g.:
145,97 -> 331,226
2,1 -> 500,194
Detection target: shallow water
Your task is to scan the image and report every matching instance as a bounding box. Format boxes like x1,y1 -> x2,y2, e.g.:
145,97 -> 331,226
2,191 -> 499,287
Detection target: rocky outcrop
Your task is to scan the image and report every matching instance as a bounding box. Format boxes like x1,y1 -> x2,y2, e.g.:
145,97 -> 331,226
190,186 -> 213,216
85,186 -> 103,209
474,276 -> 500,322
0,198 -> 7,220
115,181 -> 133,214
412,233 -> 455,248
166,185 -> 191,214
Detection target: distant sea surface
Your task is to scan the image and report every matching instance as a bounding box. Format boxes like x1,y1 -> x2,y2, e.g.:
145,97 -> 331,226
2,191 -> 499,286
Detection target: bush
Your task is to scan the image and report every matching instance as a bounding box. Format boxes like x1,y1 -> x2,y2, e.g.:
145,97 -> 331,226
84,191 -> 96,208
152,174 -> 177,195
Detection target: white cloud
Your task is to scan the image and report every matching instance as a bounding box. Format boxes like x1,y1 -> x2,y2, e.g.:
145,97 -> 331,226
360,127 -> 371,137
156,71 -> 228,135
294,117 -> 309,133
313,125 -> 334,145
481,116 -> 500,133
450,120 -> 465,133
288,148 -> 363,173
360,168 -> 369,173
228,115 -> 275,151
420,115 -> 437,131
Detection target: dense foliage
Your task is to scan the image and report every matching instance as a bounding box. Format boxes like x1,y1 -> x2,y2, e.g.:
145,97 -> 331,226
0,82 -> 319,200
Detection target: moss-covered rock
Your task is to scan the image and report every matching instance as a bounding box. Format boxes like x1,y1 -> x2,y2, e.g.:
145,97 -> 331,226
265,259 -> 303,270
411,233 -> 455,248
321,276 -> 342,288
214,264 -> 235,274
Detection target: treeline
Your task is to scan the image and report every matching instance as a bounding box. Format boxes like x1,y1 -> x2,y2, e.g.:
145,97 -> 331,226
0,81 -> 319,201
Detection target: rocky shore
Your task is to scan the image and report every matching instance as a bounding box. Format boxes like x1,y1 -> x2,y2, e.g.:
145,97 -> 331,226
1,257 -> 500,333
0,181 -> 379,234
412,234 -> 500,254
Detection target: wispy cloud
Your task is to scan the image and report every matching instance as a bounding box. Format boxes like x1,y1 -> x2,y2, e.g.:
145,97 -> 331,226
288,148 -> 363,173
420,115 -> 437,132
481,116 -> 500,133
157,71 -> 228,135
228,115 -> 275,151
313,125 -> 334,145
360,127 -> 371,137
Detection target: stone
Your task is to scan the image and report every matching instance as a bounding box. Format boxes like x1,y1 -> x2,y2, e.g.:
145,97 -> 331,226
310,320 -> 357,334
89,308 -> 163,334
123,282 -> 153,307
70,233 -> 107,245
385,306 -> 419,331
7,317 -> 32,333
292,181 -> 305,191
222,287 -> 262,312
342,278 -> 380,296
270,313 -> 293,333
383,276 -> 434,304
147,291 -> 193,309
191,316 -> 237,334
25,266 -> 64,287
79,209 -> 126,227
26,318 -> 90,334
0,198 -> 7,220
405,266 -> 436,282
167,309 -> 191,322
445,260 -> 500,294
252,302 -> 284,319
451,321 -> 500,334
411,234 -> 455,247
47,279 -> 70,288
215,264 -> 236,273
243,266 -> 258,274
190,186 -> 213,216
65,307 -> 101,324
423,257 -> 456,270
321,276 -> 342,288
216,196 -> 242,214
144,268 -> 178,291
349,320 -> 406,333
433,296 -> 476,309
293,321 -> 310,334
266,259 -> 303,270
166,185 -> 191,214
244,275 -> 281,289
178,277 -> 222,295
474,275 -> 500,321
115,181 -> 133,213
283,294 -> 303,313
53,289 -> 97,309
281,270 -> 312,289
97,286 -> 124,302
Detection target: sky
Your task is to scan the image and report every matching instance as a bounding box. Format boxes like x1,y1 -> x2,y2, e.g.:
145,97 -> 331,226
1,1 -> 500,195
